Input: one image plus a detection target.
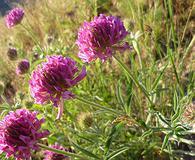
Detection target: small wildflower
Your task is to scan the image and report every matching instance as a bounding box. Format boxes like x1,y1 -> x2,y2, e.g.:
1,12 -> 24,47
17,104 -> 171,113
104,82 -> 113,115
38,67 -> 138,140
0,109 -> 50,160
76,14 -> 130,62
16,59 -> 30,75
5,8 -> 24,28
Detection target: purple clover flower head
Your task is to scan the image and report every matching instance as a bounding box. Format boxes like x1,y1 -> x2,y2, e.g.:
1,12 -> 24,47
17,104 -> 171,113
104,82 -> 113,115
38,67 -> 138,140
7,48 -> 18,60
76,14 -> 130,63
29,55 -> 86,107
0,109 -> 50,160
44,144 -> 73,160
16,59 -> 30,75
5,8 -> 24,28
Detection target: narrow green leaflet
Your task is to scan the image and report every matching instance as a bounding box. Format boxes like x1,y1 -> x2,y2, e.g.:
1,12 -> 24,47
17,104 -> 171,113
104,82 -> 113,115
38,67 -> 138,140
104,122 -> 124,156
72,142 -> 100,159
106,147 -> 129,160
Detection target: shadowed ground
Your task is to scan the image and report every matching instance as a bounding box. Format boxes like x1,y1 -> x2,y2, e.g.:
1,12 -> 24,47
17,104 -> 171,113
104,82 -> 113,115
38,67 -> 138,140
0,0 -> 22,15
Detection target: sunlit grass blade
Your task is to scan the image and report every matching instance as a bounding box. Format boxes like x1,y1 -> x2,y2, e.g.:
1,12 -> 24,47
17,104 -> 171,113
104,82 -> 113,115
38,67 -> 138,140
151,63 -> 168,91
116,80 -> 126,112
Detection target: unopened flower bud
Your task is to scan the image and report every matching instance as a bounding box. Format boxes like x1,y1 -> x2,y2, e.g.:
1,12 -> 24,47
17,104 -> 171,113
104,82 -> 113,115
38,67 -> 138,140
7,48 -> 17,60
77,112 -> 93,129
16,59 -> 30,75
24,100 -> 34,107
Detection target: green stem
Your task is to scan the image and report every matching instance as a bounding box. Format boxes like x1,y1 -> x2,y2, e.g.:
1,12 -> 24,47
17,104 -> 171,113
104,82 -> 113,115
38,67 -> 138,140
181,4 -> 194,42
76,96 -> 122,115
113,55 -> 154,106
145,112 -> 152,125
183,34 -> 195,62
167,49 -> 182,92
38,143 -> 88,160
132,38 -> 143,70
167,0 -> 177,50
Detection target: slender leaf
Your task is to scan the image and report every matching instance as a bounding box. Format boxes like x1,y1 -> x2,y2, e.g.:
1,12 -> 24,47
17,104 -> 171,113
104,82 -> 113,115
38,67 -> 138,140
72,142 -> 100,159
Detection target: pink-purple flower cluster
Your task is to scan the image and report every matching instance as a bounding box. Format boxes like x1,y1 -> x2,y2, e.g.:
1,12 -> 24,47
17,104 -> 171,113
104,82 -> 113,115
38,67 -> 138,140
5,8 -> 24,28
44,144 -> 73,160
29,55 -> 86,107
76,14 -> 129,62
0,109 -> 49,160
